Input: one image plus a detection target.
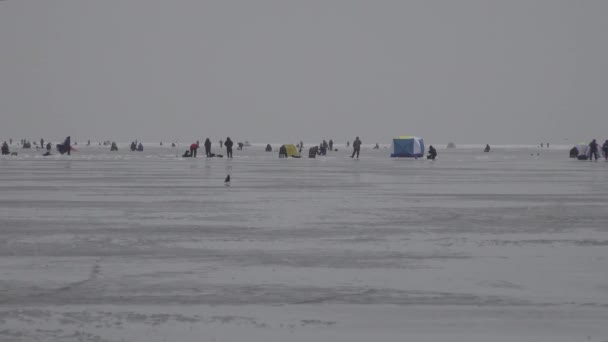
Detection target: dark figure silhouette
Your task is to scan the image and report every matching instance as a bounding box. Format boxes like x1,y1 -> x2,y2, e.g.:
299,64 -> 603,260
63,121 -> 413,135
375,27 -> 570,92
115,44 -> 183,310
219,140 -> 223,149
308,146 -> 319,158
265,144 -> 272,152
329,139 -> 333,151
484,144 -> 491,153
46,142 -> 52,152
351,137 -> 361,158
204,138 -> 212,157
428,145 -> 437,160
1,141 -> 9,155
589,139 -> 599,161
279,145 -> 288,158
57,136 -> 71,155
569,146 -> 579,158
40,139 -> 44,149
602,140 -> 608,161
224,137 -> 233,158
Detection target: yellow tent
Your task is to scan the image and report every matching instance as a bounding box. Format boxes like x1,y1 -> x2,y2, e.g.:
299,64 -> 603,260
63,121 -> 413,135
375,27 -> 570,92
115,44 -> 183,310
283,144 -> 299,157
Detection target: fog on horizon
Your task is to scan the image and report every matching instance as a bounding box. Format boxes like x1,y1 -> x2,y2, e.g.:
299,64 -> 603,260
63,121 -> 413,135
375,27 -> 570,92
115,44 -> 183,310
1,0 -> 607,145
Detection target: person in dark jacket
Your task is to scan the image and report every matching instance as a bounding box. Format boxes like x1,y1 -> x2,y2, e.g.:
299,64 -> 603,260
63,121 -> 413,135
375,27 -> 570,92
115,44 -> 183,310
204,138 -> 212,157
40,138 -> 44,149
1,141 -> 9,155
428,145 -> 438,160
137,143 -> 144,152
569,146 -> 579,158
46,142 -> 52,153
279,145 -> 288,158
589,139 -> 599,161
484,144 -> 491,152
329,139 -> 333,151
265,144 -> 272,152
602,140 -> 608,161
351,137 -> 362,158
224,137 -> 233,158
57,136 -> 71,155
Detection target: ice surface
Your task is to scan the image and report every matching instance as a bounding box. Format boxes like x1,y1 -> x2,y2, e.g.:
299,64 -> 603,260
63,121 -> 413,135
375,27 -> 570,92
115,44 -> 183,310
1,145 -> 607,341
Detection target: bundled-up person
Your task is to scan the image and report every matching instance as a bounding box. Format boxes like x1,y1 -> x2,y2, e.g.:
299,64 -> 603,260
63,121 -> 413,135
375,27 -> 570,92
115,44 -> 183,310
57,136 -> 72,155
204,138 -> 212,157
190,141 -> 199,157
589,139 -> 599,161
428,145 -> 438,160
279,145 -> 288,158
602,140 -> 608,161
351,137 -> 362,158
1,141 -> 9,155
224,137 -> 234,158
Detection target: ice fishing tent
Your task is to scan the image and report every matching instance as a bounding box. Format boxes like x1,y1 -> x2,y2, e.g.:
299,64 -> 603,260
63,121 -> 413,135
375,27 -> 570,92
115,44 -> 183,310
390,136 -> 425,158
283,144 -> 300,157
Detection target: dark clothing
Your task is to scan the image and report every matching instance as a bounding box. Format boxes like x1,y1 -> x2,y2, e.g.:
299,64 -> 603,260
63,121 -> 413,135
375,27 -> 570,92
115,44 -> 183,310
1,142 -> 9,155
224,138 -> 233,158
279,145 -> 288,158
204,139 -> 212,157
46,143 -> 52,152
329,140 -> 333,151
57,136 -> 71,155
589,140 -> 599,161
569,147 -> 578,158
308,146 -> 318,158
351,138 -> 361,158
484,144 -> 490,152
265,144 -> 272,152
602,140 -> 608,160
428,146 -> 437,160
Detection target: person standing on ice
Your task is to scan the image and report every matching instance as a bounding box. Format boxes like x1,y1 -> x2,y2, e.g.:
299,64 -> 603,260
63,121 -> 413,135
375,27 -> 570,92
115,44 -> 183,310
1,141 -> 9,155
589,139 -> 599,161
329,139 -> 333,151
204,138 -> 212,157
224,137 -> 233,158
602,140 -> 608,161
219,140 -> 223,149
351,137 -> 362,158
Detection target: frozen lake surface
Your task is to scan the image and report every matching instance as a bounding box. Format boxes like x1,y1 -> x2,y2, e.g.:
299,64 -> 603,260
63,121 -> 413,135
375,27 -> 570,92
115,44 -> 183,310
1,145 -> 607,341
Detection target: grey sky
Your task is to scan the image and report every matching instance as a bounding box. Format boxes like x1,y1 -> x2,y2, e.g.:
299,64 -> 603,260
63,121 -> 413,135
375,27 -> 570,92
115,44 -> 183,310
1,0 -> 607,145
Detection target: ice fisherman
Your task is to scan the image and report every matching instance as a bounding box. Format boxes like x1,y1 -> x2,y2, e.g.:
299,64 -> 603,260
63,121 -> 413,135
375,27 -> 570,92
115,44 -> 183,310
351,137 -> 361,158
204,138 -> 212,157
189,141 -> 199,157
428,145 -> 437,160
224,137 -> 233,158
602,140 -> 608,161
484,144 -> 491,152
589,139 -> 599,161
1,141 -> 9,155
279,145 -> 288,158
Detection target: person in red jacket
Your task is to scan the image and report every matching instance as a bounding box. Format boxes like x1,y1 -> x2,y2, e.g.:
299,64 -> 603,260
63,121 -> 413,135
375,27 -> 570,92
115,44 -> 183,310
190,141 -> 199,158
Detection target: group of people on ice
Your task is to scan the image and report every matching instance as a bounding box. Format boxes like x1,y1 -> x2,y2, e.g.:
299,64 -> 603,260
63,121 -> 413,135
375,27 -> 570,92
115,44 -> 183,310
570,139 -> 608,161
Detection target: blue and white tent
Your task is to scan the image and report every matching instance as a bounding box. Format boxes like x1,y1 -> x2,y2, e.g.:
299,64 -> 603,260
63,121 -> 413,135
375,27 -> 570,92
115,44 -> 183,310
390,136 -> 425,158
